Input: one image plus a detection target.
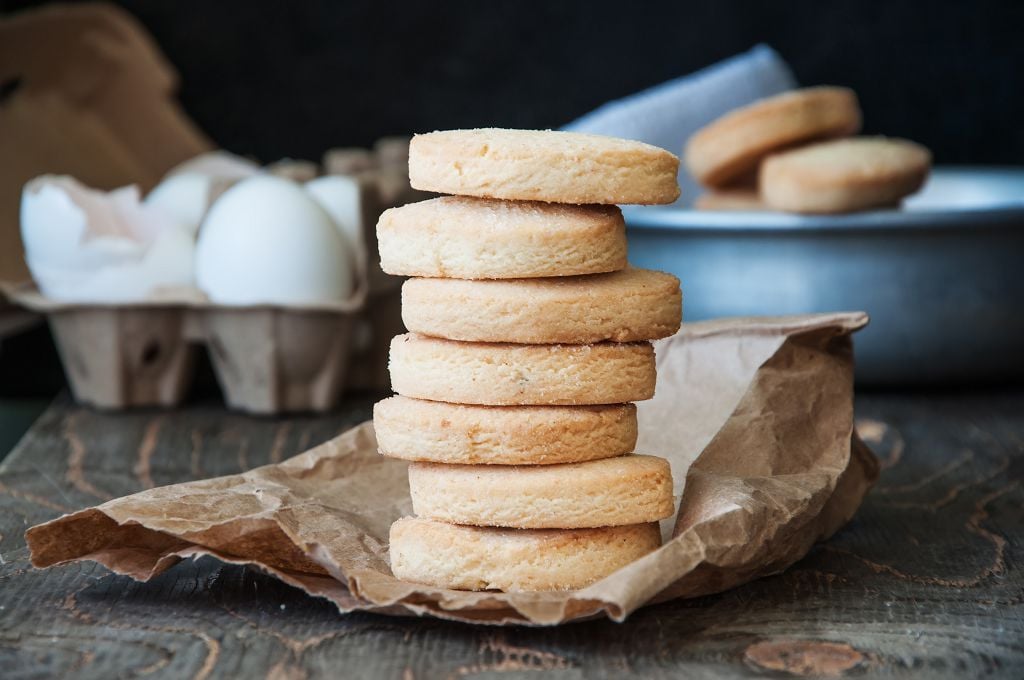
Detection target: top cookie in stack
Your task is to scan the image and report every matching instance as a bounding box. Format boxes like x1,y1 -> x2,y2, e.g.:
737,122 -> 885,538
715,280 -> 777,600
375,128 -> 683,592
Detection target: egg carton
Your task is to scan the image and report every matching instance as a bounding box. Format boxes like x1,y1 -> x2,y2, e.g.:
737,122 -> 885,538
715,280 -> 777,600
1,282 -> 383,414
2,158 -> 414,413
2,134 -> 426,412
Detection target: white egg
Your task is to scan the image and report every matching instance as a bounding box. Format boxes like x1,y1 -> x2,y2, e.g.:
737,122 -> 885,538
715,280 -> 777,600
145,151 -> 261,235
303,175 -> 365,252
144,173 -> 223,236
196,175 -> 353,305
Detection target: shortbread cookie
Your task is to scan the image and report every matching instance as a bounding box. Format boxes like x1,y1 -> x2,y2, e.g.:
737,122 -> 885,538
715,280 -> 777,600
377,196 -> 627,279
694,188 -> 768,212
408,454 -> 674,528
401,268 -> 682,344
374,396 -> 636,464
760,137 -> 931,214
685,87 -> 861,187
389,517 -> 661,591
409,128 -> 680,205
389,333 -> 656,405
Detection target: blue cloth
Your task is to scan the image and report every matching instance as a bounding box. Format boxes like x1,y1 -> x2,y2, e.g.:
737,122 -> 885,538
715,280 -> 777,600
563,45 -> 796,205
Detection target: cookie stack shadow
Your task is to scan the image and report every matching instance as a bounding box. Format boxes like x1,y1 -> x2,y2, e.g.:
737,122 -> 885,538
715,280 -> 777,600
372,129 -> 684,592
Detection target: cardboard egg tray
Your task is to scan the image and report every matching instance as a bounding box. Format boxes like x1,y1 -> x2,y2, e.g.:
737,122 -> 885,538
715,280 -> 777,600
1,157 -> 421,415
2,276 -> 402,415
0,290 -> 401,414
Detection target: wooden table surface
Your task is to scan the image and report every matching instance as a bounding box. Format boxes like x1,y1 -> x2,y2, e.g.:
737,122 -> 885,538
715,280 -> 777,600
1,391 -> 1022,679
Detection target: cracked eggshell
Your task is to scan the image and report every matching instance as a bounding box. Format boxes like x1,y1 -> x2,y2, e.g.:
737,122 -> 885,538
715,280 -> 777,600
196,175 -> 353,306
26,228 -> 196,302
20,175 -> 196,302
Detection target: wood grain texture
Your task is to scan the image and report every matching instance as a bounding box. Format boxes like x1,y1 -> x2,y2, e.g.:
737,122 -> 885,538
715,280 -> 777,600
1,392 -> 1022,679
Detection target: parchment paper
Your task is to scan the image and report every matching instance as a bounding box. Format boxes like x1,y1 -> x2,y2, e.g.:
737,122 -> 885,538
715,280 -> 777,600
26,312 -> 877,625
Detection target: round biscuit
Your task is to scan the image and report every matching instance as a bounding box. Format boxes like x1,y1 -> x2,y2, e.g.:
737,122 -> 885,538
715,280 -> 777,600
685,86 -> 862,187
374,396 -> 637,465
409,128 -> 680,205
401,268 -> 682,344
694,188 -> 769,212
760,137 -> 931,214
388,333 -> 656,405
408,454 -> 674,529
389,517 -> 661,591
377,196 -> 627,279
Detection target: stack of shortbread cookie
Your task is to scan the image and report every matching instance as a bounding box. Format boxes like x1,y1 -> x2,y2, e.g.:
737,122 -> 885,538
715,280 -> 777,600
374,128 -> 683,592
686,86 -> 931,214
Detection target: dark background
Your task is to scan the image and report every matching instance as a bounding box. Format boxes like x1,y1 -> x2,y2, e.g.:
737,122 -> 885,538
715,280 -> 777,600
1,0 -> 1023,402
6,0 -> 1024,164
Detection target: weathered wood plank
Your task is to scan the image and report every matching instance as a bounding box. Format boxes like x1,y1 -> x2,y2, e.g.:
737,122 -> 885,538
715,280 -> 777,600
1,392 -> 1022,679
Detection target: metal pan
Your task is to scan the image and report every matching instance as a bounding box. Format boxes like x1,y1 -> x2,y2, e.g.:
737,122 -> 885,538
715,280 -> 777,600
625,167 -> 1024,386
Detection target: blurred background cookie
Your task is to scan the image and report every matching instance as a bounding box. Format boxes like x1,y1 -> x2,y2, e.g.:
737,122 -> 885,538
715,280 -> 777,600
760,137 -> 932,213
685,86 -> 861,188
694,188 -> 769,211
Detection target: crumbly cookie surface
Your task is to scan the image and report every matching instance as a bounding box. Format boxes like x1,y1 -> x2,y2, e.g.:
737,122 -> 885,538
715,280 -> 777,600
377,196 -> 627,278
401,268 -> 681,343
375,396 -> 637,465
388,333 -> 656,406
409,128 -> 680,205
389,517 -> 662,591
408,454 -> 674,528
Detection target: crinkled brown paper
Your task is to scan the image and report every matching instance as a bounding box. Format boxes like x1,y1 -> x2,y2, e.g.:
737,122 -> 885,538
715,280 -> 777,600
26,312 -> 878,625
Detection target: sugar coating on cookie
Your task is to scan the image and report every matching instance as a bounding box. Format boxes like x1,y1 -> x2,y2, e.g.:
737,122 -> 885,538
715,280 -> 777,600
401,268 -> 682,344
389,517 -> 662,591
389,333 -> 656,405
408,454 -> 674,528
375,396 -> 637,465
409,128 -> 681,205
760,136 -> 931,214
694,188 -> 769,212
685,86 -> 862,188
377,196 -> 627,279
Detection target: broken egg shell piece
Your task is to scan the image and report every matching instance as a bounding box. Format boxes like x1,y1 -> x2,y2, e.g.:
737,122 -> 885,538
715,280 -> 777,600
26,227 -> 196,303
21,178 -> 133,268
21,175 -> 188,266
196,175 -> 354,306
20,175 -> 196,302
